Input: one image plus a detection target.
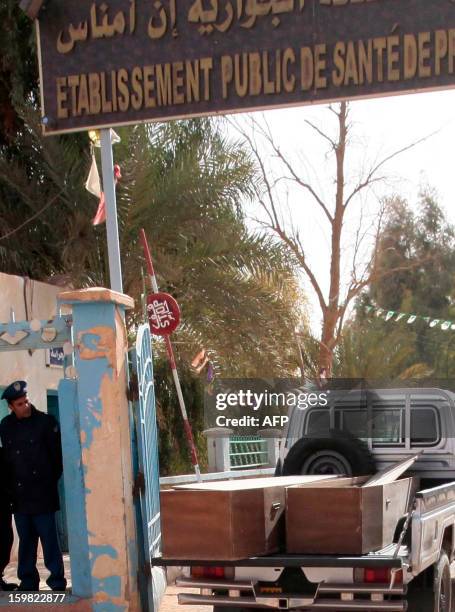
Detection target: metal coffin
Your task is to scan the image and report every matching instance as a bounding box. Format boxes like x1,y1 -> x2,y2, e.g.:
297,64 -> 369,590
286,477 -> 417,555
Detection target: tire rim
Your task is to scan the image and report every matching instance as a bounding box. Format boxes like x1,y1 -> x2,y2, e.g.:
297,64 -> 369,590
301,450 -> 353,475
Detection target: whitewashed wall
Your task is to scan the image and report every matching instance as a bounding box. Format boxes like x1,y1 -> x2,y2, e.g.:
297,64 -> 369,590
0,272 -> 68,418
0,273 -> 70,564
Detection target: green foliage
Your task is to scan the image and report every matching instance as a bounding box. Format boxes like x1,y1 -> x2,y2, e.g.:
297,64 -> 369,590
119,120 -> 306,378
0,0 -> 37,145
334,314 -> 431,379
336,189 -> 455,379
370,190 -> 455,315
153,357 -> 208,476
0,2 -> 307,471
0,108 -> 106,282
0,106 -> 307,472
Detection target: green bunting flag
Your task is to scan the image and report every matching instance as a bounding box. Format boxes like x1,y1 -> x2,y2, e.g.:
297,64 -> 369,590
364,305 -> 455,331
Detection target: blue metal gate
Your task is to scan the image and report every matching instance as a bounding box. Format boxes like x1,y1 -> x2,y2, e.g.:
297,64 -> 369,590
131,324 -> 163,612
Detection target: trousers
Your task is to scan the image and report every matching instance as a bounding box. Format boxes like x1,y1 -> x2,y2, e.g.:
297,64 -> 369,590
0,508 -> 13,577
14,513 -> 66,591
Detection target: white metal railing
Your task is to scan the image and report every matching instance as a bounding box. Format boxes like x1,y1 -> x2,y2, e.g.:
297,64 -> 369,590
229,436 -> 269,469
160,467 -> 275,486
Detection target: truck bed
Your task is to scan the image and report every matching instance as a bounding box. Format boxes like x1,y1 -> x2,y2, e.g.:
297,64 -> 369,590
151,544 -> 407,568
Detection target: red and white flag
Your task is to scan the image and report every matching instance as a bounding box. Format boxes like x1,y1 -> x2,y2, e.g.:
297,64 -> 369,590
191,349 -> 208,374
85,154 -> 105,225
92,193 -> 106,226
85,154 -> 101,198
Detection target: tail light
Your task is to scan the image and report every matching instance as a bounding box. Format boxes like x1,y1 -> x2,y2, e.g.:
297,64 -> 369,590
354,568 -> 403,584
191,566 -> 234,579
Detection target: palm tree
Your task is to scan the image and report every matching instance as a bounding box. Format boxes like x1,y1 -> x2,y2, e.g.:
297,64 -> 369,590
334,318 -> 432,379
0,107 -> 106,284
0,109 -> 308,377
119,119 -> 307,377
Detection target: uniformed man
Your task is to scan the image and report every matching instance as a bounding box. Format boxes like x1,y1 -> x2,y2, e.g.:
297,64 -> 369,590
0,381 -> 66,592
0,445 -> 16,591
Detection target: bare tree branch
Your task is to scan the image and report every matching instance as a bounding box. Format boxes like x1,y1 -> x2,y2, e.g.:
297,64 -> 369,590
244,115 -> 334,224
274,226 -> 328,313
230,115 -> 328,313
256,199 -> 275,228
344,132 -> 438,211
335,303 -> 348,346
343,254 -> 437,313
236,118 -> 281,229
305,120 -> 336,150
230,104 -> 432,372
349,199 -> 386,288
270,144 -> 334,223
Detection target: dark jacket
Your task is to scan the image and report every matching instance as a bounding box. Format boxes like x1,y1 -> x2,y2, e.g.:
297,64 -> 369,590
0,406 -> 63,514
0,447 -> 12,513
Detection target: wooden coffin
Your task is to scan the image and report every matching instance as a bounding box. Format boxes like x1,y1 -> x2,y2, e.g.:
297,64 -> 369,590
160,475 -> 339,560
286,476 -> 418,555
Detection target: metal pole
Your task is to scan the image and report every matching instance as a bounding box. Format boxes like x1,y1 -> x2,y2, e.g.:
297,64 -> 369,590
100,128 -> 123,293
140,229 -> 202,482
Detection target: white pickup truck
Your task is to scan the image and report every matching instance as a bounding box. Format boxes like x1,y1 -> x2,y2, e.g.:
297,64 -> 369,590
153,387 -> 455,612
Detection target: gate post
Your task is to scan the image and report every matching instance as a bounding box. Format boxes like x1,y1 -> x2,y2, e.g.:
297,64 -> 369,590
58,378 -> 91,598
58,288 -> 139,612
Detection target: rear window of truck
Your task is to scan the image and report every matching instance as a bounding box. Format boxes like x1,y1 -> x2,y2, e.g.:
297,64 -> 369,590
410,407 -> 440,446
303,404 -> 440,447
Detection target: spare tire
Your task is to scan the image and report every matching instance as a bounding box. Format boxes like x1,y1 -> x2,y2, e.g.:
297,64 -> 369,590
282,430 -> 375,476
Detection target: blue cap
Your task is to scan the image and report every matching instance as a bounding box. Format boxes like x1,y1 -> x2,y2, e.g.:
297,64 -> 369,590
1,381 -> 27,403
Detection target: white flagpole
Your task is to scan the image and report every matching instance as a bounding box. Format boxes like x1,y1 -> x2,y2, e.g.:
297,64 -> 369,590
100,128 -> 123,293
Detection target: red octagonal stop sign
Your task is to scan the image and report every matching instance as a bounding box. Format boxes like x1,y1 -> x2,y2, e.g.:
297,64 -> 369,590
146,292 -> 181,336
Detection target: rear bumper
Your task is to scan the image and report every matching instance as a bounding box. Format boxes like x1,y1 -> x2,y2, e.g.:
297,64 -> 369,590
154,552 -> 409,611
175,578 -> 407,611
178,593 -> 406,611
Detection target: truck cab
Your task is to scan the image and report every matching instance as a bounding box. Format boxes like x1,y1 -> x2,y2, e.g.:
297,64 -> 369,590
277,387 -> 455,481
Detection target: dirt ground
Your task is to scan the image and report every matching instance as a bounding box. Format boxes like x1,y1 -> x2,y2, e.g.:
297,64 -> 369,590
2,558 -> 455,611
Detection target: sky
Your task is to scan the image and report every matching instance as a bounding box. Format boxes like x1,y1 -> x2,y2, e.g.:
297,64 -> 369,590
229,88 -> 455,333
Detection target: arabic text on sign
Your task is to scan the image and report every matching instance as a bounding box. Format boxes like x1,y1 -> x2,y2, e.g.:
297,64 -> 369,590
57,0 -> 136,54
148,299 -> 176,329
188,0 -> 306,35
55,0 -> 387,52
148,0 -> 177,39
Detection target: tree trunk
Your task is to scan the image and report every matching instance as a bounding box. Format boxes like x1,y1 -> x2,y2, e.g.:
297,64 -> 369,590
319,307 -> 338,373
318,102 -> 347,374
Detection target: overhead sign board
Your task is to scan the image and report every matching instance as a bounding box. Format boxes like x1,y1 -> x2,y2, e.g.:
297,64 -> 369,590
37,0 -> 455,134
